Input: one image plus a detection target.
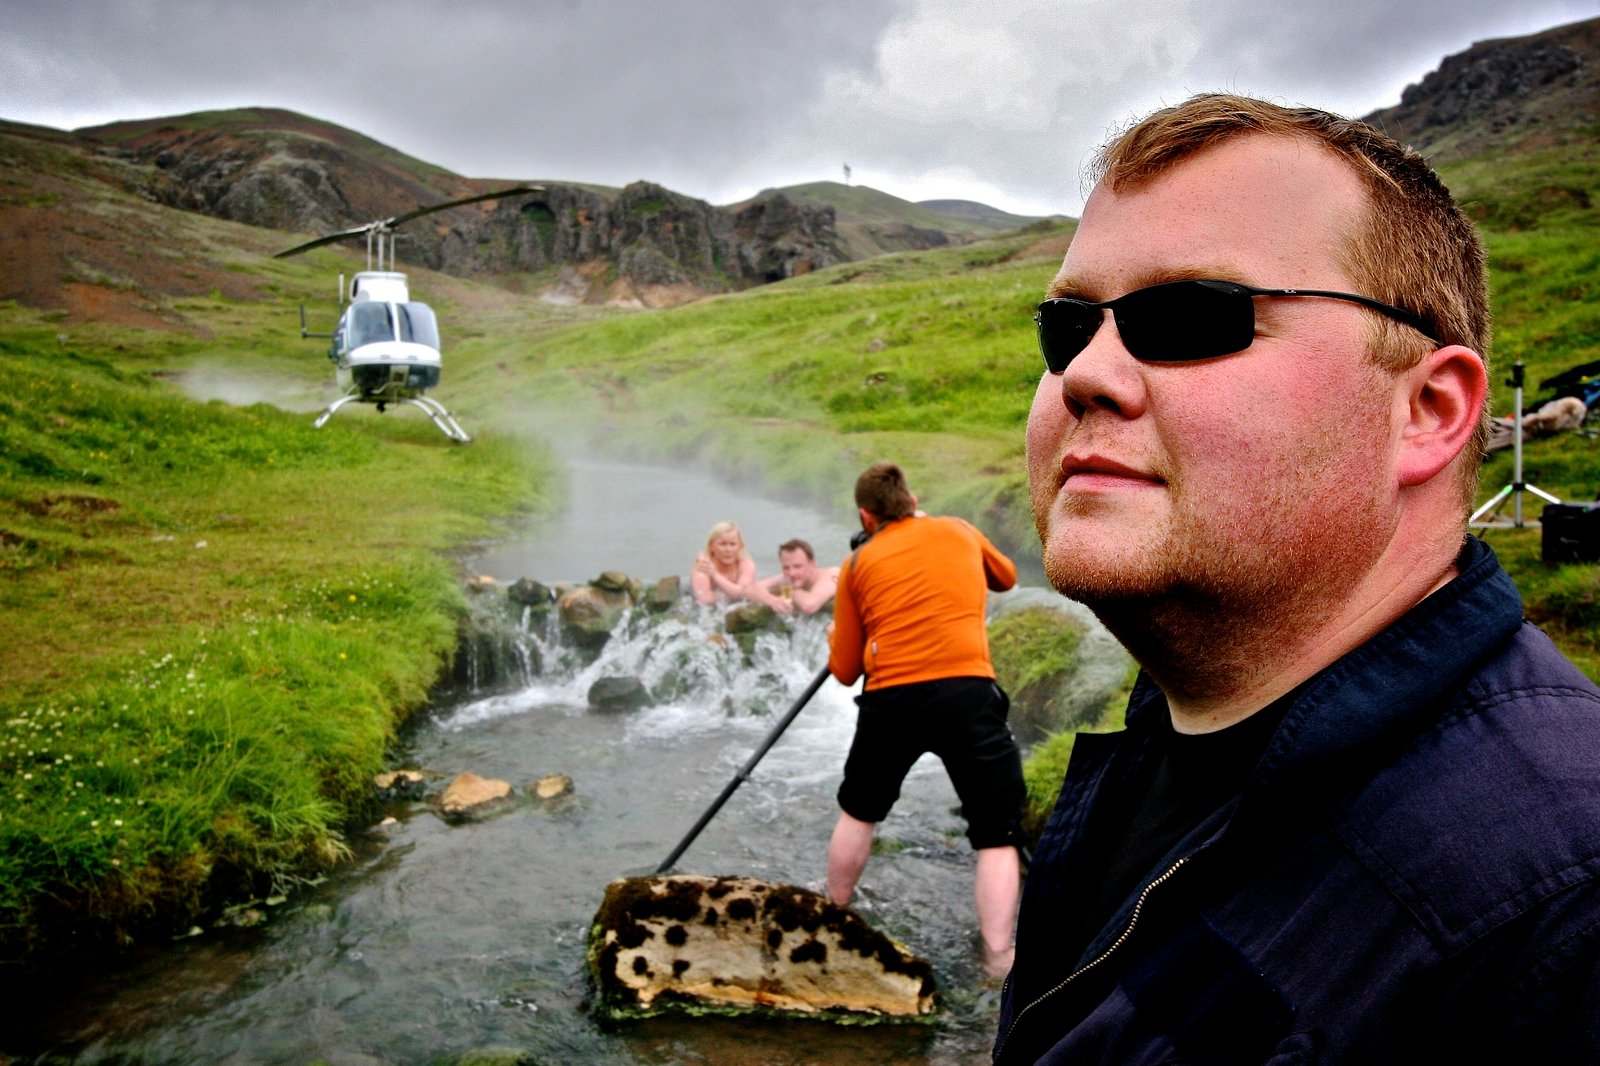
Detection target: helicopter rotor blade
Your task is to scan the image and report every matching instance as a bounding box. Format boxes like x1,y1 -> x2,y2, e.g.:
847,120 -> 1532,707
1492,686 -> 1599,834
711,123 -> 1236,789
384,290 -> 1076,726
273,221 -> 388,259
387,185 -> 544,227
271,186 -> 542,259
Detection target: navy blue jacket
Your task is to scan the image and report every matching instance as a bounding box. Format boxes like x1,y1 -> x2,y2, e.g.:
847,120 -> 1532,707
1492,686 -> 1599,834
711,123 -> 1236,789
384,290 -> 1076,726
996,538 -> 1600,1064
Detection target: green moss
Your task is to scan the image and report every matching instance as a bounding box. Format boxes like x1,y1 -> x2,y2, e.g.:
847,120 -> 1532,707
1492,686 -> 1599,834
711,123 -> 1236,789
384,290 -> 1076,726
990,607 -> 1084,695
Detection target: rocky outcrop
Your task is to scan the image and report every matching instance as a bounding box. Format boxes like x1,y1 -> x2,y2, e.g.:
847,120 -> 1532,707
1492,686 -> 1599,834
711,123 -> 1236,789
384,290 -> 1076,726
589,875 -> 938,1021
1363,17 -> 1599,163
83,111 -> 847,305
730,192 -> 845,282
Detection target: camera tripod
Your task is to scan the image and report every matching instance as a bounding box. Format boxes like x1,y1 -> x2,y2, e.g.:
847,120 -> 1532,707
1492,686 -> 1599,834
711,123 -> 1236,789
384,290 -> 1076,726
1471,360 -> 1561,529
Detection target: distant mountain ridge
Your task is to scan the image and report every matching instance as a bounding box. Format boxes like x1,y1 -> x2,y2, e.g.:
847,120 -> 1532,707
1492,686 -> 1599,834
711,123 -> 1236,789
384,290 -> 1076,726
917,199 -> 1052,231
0,15 -> 1592,318
736,181 -> 1038,262
61,109 -> 1050,307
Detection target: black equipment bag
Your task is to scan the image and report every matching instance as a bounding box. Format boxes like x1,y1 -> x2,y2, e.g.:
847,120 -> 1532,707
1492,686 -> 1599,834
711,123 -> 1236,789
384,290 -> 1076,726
1541,502 -> 1600,564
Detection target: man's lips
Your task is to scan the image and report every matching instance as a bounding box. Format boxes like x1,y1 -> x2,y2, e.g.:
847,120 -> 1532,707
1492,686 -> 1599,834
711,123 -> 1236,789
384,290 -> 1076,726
1059,454 -> 1164,489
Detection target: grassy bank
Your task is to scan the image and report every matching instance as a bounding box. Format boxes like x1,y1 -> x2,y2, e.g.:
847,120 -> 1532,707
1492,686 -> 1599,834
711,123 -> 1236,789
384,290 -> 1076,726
0,318 -> 554,974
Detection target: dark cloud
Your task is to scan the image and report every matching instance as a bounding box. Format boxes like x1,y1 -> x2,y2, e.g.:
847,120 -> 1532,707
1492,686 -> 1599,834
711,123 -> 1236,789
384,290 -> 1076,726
0,0 -> 1591,215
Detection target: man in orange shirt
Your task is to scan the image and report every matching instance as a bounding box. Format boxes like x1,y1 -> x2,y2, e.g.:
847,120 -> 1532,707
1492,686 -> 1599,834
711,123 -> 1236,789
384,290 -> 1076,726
827,460 -> 1026,978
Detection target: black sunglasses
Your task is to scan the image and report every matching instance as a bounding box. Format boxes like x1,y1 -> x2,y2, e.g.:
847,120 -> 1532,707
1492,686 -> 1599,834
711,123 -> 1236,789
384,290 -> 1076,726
1033,279 -> 1437,373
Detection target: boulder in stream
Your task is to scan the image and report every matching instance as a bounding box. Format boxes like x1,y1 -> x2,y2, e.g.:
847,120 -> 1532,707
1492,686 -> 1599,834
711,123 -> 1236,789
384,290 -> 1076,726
529,773 -> 574,800
722,601 -> 778,634
988,590 -> 1134,745
558,584 -> 633,651
507,577 -> 556,611
592,570 -> 642,600
438,772 -> 514,821
588,675 -> 650,712
588,874 -> 938,1022
374,768 -> 434,801
644,575 -> 681,612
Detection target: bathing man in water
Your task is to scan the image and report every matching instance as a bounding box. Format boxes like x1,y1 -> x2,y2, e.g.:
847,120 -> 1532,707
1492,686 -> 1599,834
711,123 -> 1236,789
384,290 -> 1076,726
746,539 -> 840,615
827,460 -> 1026,978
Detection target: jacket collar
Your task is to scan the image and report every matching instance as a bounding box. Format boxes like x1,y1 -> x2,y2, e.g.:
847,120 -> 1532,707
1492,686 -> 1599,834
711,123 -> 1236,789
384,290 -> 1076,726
1125,537 -> 1523,783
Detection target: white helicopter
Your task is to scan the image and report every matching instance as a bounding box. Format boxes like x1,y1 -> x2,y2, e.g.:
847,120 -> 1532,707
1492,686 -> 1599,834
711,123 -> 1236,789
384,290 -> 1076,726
274,186 -> 541,442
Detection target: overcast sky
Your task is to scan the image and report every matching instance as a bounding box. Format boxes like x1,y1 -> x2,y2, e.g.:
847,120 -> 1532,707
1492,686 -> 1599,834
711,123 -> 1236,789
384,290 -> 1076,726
3,0 -> 1594,217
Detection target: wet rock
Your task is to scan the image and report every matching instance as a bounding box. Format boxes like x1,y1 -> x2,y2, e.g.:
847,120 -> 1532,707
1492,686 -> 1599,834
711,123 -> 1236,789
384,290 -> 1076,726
588,875 -> 938,1021
723,602 -> 778,634
558,584 -> 632,650
644,575 -> 681,612
466,574 -> 499,593
529,773 -> 574,800
507,577 -> 556,610
374,768 -> 432,801
451,608 -> 544,695
591,570 -> 638,598
723,602 -> 782,660
439,772 -> 513,820
588,675 -> 649,713
989,592 -> 1133,744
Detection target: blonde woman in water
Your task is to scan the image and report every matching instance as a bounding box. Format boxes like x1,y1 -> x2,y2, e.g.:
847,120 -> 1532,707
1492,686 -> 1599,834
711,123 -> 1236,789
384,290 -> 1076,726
692,521 -> 757,605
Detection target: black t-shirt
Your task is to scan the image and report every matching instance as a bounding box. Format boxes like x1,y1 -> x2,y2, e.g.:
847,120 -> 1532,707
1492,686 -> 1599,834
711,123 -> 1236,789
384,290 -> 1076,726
1068,696 -> 1290,963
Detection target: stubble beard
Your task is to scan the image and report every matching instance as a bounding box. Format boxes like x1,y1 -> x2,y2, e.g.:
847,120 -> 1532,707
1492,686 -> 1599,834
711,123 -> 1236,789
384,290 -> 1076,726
1034,451 -> 1395,698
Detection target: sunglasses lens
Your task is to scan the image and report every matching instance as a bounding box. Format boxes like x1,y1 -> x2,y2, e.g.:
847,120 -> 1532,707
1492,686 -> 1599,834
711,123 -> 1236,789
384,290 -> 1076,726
1035,281 -> 1260,371
1036,300 -> 1103,373
1114,281 -> 1255,362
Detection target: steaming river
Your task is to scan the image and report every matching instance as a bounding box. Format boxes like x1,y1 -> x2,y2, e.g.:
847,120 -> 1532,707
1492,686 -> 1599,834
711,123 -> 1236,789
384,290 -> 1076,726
7,456 -> 1041,1064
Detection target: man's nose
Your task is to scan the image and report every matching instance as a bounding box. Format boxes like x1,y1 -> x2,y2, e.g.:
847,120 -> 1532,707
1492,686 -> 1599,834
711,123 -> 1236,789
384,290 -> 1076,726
1057,311 -> 1147,421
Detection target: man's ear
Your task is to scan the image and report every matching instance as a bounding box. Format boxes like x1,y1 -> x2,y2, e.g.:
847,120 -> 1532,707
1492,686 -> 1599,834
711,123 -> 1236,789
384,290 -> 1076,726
858,507 -> 879,533
1397,345 -> 1488,488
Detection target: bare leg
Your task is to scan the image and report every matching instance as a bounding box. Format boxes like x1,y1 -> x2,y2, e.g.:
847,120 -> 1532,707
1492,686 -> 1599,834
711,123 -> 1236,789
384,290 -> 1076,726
826,811 -> 876,905
975,845 -> 1021,978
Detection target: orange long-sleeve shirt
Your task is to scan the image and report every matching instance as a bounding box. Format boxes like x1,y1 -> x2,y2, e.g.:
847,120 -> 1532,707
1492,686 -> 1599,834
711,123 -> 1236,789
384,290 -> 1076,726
828,515 -> 1016,691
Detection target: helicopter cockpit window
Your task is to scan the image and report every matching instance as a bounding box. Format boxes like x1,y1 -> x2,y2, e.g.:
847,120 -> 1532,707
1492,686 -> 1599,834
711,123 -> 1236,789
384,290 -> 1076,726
397,303 -> 441,350
347,301 -> 396,349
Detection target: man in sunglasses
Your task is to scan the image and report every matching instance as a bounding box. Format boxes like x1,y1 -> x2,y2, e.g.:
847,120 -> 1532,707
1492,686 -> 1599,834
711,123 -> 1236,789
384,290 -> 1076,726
827,460 -> 1026,978
997,93 -> 1600,1063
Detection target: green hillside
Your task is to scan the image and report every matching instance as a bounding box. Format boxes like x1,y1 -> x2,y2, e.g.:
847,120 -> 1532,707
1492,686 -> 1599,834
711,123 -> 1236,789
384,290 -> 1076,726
760,181 -> 1020,232
738,180 -> 1039,260
82,107 -> 462,189
918,197 -> 1054,231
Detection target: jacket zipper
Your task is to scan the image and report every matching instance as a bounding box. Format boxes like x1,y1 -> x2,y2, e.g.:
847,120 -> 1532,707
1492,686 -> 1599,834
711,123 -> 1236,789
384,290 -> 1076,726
995,855 -> 1191,1062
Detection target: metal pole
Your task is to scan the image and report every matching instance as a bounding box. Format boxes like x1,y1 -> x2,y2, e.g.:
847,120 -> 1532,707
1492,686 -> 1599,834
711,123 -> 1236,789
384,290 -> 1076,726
655,665 -> 832,874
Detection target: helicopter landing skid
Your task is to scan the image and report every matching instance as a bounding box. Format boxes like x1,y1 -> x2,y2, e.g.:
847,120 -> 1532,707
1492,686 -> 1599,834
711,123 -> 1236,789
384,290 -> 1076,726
312,393 -> 472,443
407,395 -> 472,442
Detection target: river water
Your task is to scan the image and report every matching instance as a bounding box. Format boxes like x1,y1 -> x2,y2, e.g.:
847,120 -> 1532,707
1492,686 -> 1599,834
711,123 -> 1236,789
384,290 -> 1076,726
7,456 -> 1054,1065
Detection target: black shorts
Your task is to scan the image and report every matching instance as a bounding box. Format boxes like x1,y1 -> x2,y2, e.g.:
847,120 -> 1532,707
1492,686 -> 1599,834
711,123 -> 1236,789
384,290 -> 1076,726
836,676 -> 1026,850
